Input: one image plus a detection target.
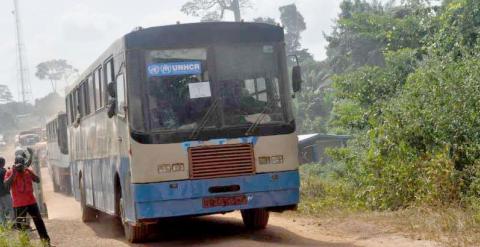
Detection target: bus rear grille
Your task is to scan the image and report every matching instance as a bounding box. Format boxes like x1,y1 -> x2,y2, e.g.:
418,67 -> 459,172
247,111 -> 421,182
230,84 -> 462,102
189,144 -> 255,179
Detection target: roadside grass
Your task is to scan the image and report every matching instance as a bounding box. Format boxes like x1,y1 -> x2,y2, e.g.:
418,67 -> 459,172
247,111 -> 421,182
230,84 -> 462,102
385,206 -> 480,247
298,163 -> 480,247
0,226 -> 38,247
298,162 -> 364,216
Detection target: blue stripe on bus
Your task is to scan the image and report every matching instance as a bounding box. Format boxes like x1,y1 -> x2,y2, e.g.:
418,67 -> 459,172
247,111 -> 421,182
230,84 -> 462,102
132,170 -> 299,219
119,157 -> 137,222
136,188 -> 298,219
71,156 -> 138,222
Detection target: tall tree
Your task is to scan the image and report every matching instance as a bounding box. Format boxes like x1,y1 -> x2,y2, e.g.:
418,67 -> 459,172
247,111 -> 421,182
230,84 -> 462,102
181,0 -> 250,22
279,4 -> 307,56
0,85 -> 13,104
276,4 -> 330,133
35,59 -> 77,93
325,0 -> 432,73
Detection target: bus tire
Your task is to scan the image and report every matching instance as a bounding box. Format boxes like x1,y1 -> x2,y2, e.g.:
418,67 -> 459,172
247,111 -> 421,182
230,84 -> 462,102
80,176 -> 97,222
120,198 -> 148,243
241,208 -> 270,230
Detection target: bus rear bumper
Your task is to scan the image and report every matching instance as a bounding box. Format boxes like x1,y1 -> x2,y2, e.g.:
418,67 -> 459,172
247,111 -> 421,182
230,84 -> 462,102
132,170 -> 300,220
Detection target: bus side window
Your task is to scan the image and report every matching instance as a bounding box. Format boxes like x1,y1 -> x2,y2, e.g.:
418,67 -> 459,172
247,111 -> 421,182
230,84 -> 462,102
78,80 -> 90,118
66,96 -> 71,125
69,94 -> 74,123
105,58 -> 114,103
95,67 -> 103,109
116,74 -> 126,117
72,92 -> 76,121
74,89 -> 80,120
88,74 -> 96,114
58,115 -> 69,154
79,82 -> 87,117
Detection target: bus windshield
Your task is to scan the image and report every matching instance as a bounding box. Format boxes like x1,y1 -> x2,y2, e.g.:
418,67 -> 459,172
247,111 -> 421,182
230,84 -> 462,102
146,48 -> 213,131
215,44 -> 284,126
143,43 -> 287,133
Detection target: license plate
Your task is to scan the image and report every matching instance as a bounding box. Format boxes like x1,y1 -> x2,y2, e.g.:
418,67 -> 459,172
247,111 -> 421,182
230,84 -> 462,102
202,195 -> 248,208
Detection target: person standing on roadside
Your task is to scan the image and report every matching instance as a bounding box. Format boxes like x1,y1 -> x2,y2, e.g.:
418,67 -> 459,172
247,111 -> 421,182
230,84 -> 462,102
4,149 -> 50,245
0,157 -> 13,226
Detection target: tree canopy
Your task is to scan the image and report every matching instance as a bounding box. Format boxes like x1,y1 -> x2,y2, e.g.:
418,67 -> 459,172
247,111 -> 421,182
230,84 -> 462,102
279,4 -> 307,56
181,0 -> 250,21
35,59 -> 77,93
0,85 -> 13,104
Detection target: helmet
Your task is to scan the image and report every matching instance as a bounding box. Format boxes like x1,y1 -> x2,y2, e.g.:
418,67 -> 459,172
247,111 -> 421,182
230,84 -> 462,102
15,148 -> 27,158
14,155 -> 25,166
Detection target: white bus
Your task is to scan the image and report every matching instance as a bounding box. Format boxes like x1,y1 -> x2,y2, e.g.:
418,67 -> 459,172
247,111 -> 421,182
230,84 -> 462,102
46,113 -> 71,194
65,22 -> 303,243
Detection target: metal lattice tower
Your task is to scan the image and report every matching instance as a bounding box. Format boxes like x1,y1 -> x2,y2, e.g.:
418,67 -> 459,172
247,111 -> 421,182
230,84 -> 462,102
12,0 -> 32,104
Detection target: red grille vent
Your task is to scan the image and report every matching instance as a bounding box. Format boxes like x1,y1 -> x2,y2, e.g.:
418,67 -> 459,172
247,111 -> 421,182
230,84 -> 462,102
189,144 -> 255,179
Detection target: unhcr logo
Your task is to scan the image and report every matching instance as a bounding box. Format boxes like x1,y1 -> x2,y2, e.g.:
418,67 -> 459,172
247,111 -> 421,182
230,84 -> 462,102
148,61 -> 202,77
161,64 -> 172,74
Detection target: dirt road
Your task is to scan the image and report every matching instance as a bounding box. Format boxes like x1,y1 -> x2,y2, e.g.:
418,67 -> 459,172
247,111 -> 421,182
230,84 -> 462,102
26,167 -> 438,247
0,145 -> 438,247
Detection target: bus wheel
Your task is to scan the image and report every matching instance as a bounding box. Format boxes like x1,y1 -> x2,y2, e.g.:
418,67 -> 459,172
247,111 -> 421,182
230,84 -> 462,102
241,208 -> 270,230
80,177 -> 97,222
120,198 -> 148,243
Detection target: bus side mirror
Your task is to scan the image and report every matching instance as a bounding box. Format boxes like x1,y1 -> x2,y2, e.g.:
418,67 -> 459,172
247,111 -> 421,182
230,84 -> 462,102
292,65 -> 303,93
107,82 -> 117,98
107,99 -> 117,118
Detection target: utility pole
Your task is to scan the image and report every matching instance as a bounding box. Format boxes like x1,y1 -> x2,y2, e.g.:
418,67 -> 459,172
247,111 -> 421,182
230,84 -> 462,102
12,0 -> 31,105
232,0 -> 241,22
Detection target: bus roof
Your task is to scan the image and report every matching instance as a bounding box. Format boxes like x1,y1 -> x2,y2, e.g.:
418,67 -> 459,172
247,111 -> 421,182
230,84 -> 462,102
125,22 -> 285,49
46,112 -> 66,125
68,22 -> 284,92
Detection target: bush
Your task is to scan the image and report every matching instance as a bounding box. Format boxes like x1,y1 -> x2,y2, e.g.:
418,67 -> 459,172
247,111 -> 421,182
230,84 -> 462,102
0,226 -> 36,247
299,163 -> 364,214
290,2 -> 480,233
330,50 -> 480,212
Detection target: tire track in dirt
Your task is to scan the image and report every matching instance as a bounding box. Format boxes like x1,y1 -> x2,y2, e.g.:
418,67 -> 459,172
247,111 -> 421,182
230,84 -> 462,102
39,167 -> 439,247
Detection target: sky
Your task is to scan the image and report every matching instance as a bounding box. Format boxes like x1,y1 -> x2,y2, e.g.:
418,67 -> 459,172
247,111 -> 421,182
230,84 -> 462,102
0,0 -> 341,102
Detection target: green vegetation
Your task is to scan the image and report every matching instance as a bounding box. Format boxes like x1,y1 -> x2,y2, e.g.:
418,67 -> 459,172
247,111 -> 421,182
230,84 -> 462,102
299,163 -> 360,215
0,226 -> 39,247
328,0 -> 480,211
0,58 -> 75,139
299,0 -> 480,244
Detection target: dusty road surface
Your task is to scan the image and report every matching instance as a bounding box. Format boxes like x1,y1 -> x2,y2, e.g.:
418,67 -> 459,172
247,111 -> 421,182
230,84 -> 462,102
32,167 -> 438,247
0,145 -> 16,165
